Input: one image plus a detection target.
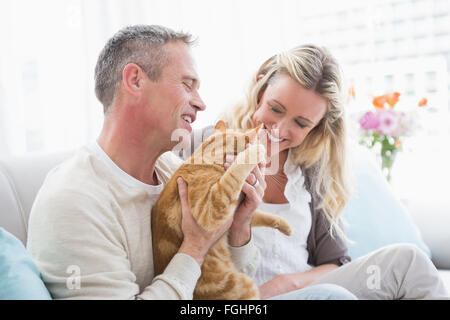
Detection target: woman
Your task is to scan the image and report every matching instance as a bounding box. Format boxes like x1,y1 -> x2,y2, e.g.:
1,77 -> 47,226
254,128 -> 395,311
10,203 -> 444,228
217,44 -> 449,300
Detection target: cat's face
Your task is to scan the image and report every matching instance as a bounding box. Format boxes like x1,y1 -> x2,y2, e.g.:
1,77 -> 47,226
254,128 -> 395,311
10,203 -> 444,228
216,120 -> 261,154
197,121 -> 262,164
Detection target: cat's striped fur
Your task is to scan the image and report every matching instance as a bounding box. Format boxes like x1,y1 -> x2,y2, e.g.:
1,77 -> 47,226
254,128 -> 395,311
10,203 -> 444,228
152,121 -> 291,299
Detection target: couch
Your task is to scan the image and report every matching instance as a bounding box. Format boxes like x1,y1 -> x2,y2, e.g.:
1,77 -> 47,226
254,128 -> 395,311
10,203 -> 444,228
1,146 -> 449,297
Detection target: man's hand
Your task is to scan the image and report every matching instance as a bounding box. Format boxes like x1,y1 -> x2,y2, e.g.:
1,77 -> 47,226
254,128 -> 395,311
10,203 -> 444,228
177,177 -> 233,266
224,154 -> 267,247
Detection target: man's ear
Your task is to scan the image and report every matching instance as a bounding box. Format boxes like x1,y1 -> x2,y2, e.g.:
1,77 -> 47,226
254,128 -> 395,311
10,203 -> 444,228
121,63 -> 145,99
215,120 -> 227,132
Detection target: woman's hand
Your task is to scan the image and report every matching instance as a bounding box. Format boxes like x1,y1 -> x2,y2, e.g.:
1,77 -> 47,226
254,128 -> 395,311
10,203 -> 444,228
177,177 -> 233,266
259,265 -> 340,299
224,154 -> 267,247
259,274 -> 300,300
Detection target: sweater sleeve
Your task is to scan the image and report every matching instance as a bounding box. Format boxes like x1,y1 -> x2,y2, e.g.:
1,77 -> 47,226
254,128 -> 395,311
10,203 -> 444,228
142,253 -> 201,300
27,189 -> 200,300
228,235 -> 261,277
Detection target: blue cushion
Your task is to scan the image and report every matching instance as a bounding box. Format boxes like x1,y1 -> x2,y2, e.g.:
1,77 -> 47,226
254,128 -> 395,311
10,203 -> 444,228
0,228 -> 51,299
341,147 -> 431,259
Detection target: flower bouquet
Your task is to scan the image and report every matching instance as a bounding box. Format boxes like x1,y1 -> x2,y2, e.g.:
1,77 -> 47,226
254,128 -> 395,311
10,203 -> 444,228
358,92 -> 427,182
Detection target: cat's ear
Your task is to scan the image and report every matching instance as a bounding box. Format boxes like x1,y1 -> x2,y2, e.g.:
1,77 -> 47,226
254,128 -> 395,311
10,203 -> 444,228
247,124 -> 262,144
215,120 -> 227,132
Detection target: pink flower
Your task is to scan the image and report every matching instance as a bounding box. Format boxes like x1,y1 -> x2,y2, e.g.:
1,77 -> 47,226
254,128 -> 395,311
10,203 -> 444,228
377,110 -> 399,135
397,111 -> 416,136
359,111 -> 380,130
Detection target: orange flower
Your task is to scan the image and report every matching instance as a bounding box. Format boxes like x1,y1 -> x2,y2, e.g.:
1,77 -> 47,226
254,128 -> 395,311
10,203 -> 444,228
372,95 -> 387,109
373,92 -> 401,108
395,140 -> 402,148
348,85 -> 356,99
386,92 -> 401,107
418,97 -> 428,107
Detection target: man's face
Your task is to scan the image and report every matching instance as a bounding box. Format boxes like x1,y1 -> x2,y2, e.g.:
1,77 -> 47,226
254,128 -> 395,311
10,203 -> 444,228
142,41 -> 205,146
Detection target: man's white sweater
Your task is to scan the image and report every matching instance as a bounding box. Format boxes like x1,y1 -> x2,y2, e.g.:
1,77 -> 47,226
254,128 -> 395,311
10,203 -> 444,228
26,142 -> 261,299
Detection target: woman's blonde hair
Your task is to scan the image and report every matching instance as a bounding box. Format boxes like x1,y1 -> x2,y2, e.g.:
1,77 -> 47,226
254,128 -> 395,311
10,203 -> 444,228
221,44 -> 352,240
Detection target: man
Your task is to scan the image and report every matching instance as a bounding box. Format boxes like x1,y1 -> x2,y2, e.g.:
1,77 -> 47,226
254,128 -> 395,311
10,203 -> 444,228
26,25 -> 266,299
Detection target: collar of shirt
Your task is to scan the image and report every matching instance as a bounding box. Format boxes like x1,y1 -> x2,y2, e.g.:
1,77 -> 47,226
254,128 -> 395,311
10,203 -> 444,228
283,149 -> 312,206
88,141 -> 164,196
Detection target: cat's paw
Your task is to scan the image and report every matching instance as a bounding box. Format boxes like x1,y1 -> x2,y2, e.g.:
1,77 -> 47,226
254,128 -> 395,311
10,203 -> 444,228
252,143 -> 267,163
236,143 -> 266,165
274,218 -> 292,236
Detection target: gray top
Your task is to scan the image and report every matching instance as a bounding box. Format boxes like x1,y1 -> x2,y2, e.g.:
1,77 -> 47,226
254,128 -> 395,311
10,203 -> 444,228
303,168 -> 351,266
181,125 -> 351,267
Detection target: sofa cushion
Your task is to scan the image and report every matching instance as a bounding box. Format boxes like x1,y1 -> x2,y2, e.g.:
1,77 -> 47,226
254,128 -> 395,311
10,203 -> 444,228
0,227 -> 51,299
0,151 -> 72,244
0,164 -> 28,244
438,270 -> 450,293
341,145 -> 431,259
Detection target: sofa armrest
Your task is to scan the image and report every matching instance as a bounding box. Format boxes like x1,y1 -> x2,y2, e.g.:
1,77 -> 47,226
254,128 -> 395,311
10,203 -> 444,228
403,197 -> 450,270
438,270 -> 450,293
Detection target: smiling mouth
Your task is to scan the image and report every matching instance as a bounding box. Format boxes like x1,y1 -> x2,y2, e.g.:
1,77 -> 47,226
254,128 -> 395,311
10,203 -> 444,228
261,123 -> 286,143
267,131 -> 285,143
181,115 -> 193,124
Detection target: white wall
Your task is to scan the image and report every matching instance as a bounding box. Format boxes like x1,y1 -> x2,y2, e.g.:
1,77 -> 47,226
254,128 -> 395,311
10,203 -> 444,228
0,0 -> 449,157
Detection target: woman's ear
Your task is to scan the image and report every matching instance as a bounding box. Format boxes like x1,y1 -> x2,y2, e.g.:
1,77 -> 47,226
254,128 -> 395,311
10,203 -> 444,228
256,74 -> 264,81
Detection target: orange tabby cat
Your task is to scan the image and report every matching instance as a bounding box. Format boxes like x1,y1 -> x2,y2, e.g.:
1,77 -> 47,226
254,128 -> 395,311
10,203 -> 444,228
152,120 -> 292,300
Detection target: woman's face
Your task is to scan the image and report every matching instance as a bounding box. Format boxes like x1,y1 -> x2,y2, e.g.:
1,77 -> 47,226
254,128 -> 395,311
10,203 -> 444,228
252,73 -> 328,157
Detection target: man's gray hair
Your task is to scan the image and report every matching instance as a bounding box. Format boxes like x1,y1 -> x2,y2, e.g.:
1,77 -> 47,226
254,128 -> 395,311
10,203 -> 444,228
94,25 -> 194,113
